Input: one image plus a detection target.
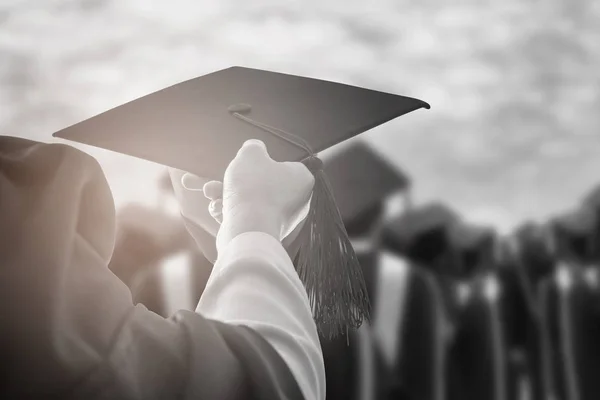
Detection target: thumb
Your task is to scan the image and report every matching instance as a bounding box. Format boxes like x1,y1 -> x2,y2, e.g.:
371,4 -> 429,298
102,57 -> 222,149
209,199 -> 223,224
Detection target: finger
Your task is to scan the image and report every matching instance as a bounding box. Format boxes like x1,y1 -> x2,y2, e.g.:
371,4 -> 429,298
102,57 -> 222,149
182,173 -> 210,192
243,139 -> 267,151
209,199 -> 223,224
209,207 -> 223,224
203,180 -> 223,201
209,199 -> 222,214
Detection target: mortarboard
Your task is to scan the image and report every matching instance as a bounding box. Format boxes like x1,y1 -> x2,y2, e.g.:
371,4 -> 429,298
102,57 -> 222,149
323,142 -> 410,237
381,202 -> 459,262
582,183 -> 600,210
511,221 -> 556,284
53,66 -> 429,338
550,207 -> 597,262
448,222 -> 497,276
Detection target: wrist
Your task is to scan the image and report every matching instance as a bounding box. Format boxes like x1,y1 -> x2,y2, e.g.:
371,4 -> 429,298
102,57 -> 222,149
222,206 -> 283,242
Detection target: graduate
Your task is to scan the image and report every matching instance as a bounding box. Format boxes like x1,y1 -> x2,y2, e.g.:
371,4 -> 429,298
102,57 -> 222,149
380,202 -> 459,400
540,207 -> 600,400
505,222 -> 557,400
0,136 -> 319,399
445,221 -> 509,400
382,204 -> 509,400
0,66 -> 429,399
319,141 -> 411,400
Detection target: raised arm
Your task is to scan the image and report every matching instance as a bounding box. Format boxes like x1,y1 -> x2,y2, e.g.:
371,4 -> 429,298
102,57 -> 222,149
0,136 -> 317,399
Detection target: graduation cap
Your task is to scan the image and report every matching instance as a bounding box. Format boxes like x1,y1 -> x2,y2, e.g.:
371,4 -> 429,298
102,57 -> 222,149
511,221 -> 556,285
53,66 -> 430,338
448,222 -> 497,276
323,142 -> 410,237
381,202 -> 459,263
550,207 -> 597,262
582,183 -> 600,209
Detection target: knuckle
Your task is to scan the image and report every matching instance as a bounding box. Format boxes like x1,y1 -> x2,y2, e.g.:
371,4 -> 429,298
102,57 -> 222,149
238,140 -> 268,158
244,139 -> 265,148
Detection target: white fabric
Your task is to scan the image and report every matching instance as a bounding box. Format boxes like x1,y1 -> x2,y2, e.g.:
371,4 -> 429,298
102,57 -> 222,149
372,251 -> 411,368
196,231 -> 325,400
357,324 -> 375,400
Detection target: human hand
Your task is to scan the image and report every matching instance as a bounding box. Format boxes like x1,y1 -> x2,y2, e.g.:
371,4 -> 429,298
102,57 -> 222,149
203,139 -> 313,254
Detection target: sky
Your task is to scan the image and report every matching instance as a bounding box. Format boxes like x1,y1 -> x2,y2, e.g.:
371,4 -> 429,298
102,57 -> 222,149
2,0 -> 600,234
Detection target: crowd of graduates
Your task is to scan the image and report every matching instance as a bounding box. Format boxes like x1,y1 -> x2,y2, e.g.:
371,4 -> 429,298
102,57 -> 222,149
111,141 -> 600,400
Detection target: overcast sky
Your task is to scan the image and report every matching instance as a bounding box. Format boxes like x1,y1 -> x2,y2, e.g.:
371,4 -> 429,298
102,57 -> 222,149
2,0 -> 600,233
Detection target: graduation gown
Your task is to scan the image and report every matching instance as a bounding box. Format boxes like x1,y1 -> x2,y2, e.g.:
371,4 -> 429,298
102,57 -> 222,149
540,264 -> 600,400
496,248 -> 557,400
0,136 -> 323,399
496,261 -> 539,400
321,244 -> 414,400
504,228 -> 558,400
446,272 -> 508,400
320,325 -> 375,400
392,265 -> 445,400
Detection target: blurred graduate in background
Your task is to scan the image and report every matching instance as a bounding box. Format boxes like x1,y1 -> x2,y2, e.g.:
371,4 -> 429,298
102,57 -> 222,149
318,141 -> 412,400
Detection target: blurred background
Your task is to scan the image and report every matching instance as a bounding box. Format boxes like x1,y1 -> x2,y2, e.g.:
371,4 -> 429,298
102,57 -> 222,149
2,0 -> 600,231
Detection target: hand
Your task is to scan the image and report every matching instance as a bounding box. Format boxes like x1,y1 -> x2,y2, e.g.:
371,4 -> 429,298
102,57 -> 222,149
168,168 -> 220,262
207,139 -> 313,253
204,182 -> 308,259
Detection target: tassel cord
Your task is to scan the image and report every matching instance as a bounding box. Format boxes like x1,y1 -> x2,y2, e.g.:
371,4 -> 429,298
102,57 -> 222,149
230,108 -> 371,338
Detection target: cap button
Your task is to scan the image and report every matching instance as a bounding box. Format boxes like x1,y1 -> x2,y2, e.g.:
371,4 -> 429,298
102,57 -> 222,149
304,156 -> 323,173
228,103 -> 252,114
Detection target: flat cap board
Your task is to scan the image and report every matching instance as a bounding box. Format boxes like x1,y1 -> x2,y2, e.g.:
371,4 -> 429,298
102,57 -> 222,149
53,66 -> 430,180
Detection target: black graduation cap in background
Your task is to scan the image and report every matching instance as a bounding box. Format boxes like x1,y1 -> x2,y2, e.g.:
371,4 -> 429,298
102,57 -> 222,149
582,183 -> 600,210
550,207 -> 597,262
448,222 -> 497,276
381,202 -> 459,264
53,66 -> 430,338
323,142 -> 410,237
512,221 -> 556,286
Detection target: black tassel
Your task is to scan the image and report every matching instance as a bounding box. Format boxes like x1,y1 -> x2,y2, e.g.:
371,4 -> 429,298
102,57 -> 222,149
296,156 -> 371,339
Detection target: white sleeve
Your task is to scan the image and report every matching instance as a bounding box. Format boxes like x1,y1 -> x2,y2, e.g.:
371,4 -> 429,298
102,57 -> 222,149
196,231 -> 325,400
